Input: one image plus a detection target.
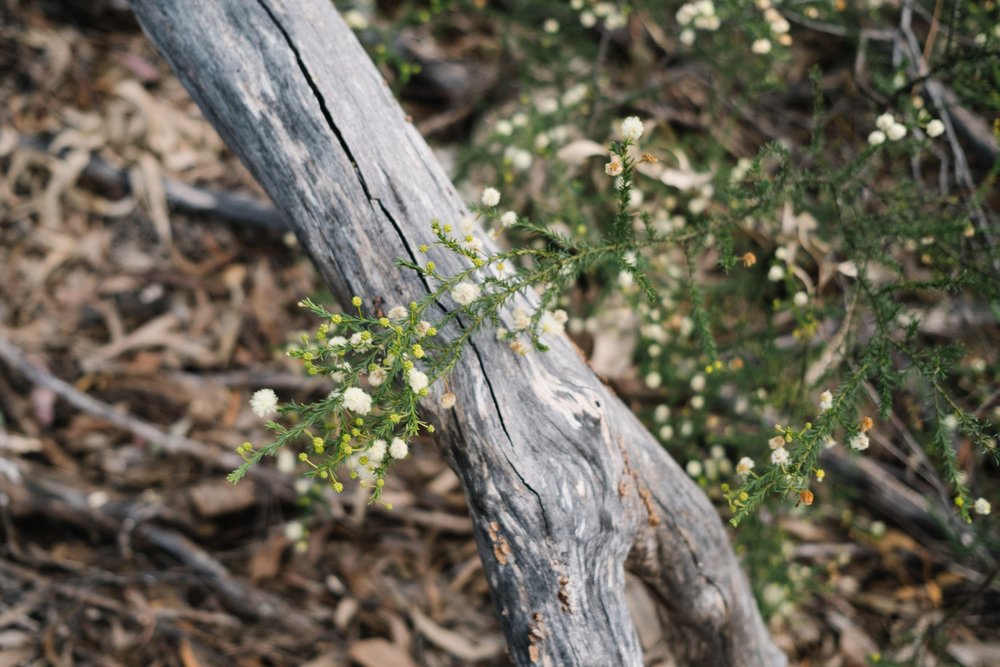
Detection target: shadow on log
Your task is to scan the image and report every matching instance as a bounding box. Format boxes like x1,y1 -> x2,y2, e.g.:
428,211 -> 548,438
126,1 -> 786,664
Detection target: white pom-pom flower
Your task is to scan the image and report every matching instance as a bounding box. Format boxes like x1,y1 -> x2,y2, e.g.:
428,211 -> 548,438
407,368 -> 429,393
621,116 -> 645,142
367,367 -> 387,387
736,457 -> 755,477
481,187 -> 501,207
342,386 -> 373,414
451,281 -> 480,306
886,123 -> 907,141
250,388 -> 279,419
875,113 -> 895,132
539,310 -> 565,335
368,439 -> 388,462
389,437 -> 409,459
849,433 -> 869,451
974,497 -> 991,515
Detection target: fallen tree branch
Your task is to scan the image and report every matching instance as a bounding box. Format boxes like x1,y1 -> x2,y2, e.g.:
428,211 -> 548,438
127,1 -> 785,664
0,333 -> 289,493
0,559 -> 242,631
19,135 -> 287,232
0,457 -> 323,633
0,333 -> 475,533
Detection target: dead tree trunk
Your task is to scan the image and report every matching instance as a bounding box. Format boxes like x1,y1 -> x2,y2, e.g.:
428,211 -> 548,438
128,1 -> 786,664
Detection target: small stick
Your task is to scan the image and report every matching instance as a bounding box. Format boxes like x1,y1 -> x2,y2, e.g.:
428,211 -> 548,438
0,333 -> 286,491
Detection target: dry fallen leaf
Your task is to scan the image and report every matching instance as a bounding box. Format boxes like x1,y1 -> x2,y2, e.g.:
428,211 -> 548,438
247,532 -> 289,583
555,139 -> 605,165
408,606 -> 505,662
826,610 -> 878,666
948,642 -> 1000,667
0,125 -> 19,157
347,639 -> 416,667
187,479 -> 257,518
178,637 -> 202,667
0,431 -> 43,454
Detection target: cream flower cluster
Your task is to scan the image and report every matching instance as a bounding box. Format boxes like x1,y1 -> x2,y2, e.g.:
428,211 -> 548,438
572,0 -> 626,31
770,446 -> 789,465
369,438 -> 388,462
501,143 -> 532,172
451,281 -> 480,306
974,497 -> 991,515
677,1 -> 720,31
757,0 -> 791,46
342,386 -> 372,414
539,309 -> 568,335
509,307 -> 567,339
677,1 -> 720,46
407,367 -> 429,394
868,113 -> 908,145
848,433 -> 869,451
605,117 -> 645,176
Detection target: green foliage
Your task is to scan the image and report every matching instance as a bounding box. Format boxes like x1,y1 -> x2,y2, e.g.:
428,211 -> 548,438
241,0 -> 1000,555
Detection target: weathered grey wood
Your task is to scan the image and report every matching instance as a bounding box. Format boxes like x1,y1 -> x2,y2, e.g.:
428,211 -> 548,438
127,1 -> 785,664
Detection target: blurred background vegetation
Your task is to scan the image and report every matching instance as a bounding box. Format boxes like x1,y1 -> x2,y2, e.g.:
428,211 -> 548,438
1,0 -> 998,665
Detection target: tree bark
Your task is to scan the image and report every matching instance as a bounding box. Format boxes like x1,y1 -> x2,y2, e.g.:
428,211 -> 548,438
127,1 -> 785,664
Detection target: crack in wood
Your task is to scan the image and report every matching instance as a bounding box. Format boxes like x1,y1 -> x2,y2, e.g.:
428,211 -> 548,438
252,8 -> 548,540
254,0 -> 376,203
126,1 -> 788,662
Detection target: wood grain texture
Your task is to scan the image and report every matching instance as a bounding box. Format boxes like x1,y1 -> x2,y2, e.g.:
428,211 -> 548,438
127,1 -> 785,664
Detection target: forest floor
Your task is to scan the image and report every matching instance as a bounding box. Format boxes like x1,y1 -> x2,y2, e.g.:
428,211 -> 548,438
1,2 -> 997,666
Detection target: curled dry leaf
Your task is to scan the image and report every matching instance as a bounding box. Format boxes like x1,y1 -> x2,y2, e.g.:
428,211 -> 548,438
348,639 -> 417,667
0,431 -> 44,454
114,79 -> 180,156
837,260 -> 858,278
0,125 -> 20,157
555,139 -> 605,166
24,27 -> 72,87
132,152 -> 172,243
